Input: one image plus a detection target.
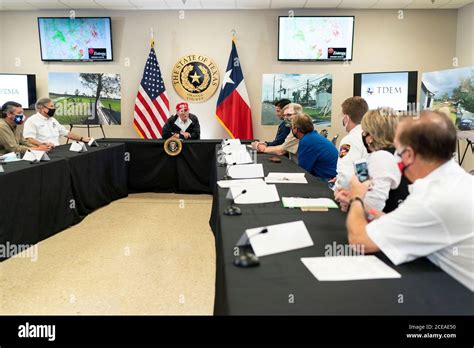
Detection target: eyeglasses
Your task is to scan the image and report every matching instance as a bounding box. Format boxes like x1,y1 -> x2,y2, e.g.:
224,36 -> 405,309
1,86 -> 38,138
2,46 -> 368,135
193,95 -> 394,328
395,148 -> 407,157
283,112 -> 296,117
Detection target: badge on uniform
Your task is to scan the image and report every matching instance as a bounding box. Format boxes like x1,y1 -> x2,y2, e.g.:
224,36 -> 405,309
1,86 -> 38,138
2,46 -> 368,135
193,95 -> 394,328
339,144 -> 351,158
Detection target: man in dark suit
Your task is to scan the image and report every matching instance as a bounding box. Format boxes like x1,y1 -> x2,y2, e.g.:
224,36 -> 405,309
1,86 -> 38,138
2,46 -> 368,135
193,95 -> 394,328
162,102 -> 200,140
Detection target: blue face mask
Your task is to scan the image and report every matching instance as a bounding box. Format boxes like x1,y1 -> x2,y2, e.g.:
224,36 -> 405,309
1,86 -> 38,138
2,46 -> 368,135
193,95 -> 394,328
14,114 -> 25,125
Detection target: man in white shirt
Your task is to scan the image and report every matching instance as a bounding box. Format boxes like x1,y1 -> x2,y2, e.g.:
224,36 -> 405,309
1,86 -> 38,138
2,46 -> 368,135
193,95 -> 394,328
23,98 -> 90,148
334,97 -> 369,189
347,110 -> 474,291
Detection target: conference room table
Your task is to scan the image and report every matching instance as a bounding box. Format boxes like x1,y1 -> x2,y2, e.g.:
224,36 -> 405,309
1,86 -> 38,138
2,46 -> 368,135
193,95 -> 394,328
0,143 -> 127,261
209,146 -> 474,315
1,138 -> 472,316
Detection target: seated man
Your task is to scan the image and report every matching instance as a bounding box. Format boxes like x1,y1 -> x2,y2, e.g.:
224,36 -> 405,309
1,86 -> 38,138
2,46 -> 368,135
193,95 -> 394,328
347,111 -> 473,291
252,103 -> 303,159
162,102 -> 200,140
23,98 -> 90,148
253,99 -> 291,147
334,96 -> 369,189
291,113 -> 338,180
0,101 -> 49,156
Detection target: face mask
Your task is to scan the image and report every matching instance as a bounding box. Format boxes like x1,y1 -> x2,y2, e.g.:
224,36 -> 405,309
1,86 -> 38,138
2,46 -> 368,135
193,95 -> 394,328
45,107 -> 56,117
342,115 -> 349,129
13,114 -> 25,125
361,133 -> 372,153
394,148 -> 411,174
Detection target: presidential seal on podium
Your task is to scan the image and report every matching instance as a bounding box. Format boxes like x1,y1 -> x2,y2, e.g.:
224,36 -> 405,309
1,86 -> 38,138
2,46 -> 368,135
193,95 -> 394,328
164,137 -> 183,156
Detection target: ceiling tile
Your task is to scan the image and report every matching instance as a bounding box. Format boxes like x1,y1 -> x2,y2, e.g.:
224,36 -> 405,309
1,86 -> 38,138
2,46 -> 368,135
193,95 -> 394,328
59,0 -> 106,9
0,0 -> 36,10
236,0 -> 270,9
304,0 -> 343,8
200,0 -> 236,9
270,0 -> 307,9
441,0 -> 474,8
406,0 -> 450,8
164,0 -> 202,9
94,0 -> 137,9
25,0 -> 69,9
372,0 -> 414,9
338,0 -> 378,8
129,0 -> 169,9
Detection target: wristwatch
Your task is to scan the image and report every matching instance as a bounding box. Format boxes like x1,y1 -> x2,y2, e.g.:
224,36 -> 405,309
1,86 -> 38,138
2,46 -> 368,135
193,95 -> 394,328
349,197 -> 364,210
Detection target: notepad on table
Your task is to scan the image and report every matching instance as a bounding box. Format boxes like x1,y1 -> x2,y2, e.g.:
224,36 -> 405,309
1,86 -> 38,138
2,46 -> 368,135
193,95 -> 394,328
228,163 -> 264,179
282,197 -> 338,209
265,172 -> 308,184
301,256 -> 401,281
246,220 -> 314,257
217,178 -> 265,188
229,183 -> 280,204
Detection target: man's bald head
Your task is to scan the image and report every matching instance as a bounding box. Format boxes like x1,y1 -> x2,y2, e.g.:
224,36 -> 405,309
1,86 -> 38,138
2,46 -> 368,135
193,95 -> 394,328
396,110 -> 456,162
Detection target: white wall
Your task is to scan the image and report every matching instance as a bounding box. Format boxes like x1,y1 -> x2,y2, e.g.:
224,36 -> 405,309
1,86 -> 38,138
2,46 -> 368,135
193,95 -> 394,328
0,8 -> 459,145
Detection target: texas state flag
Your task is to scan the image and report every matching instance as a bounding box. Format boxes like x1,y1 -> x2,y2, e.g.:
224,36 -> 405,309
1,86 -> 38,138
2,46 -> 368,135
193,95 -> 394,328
215,40 -> 253,139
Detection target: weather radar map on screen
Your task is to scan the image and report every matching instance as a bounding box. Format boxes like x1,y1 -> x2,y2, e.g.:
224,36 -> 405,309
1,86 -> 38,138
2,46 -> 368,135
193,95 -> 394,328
38,17 -> 112,61
279,16 -> 354,61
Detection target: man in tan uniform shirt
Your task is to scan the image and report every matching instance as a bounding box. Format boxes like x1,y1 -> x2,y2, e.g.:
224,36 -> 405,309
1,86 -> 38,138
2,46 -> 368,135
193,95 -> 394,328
251,103 -> 302,159
0,101 -> 49,156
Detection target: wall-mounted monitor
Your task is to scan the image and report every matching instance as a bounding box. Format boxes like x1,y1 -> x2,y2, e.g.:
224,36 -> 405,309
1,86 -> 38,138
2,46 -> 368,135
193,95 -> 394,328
38,17 -> 113,62
0,74 -> 37,109
278,16 -> 355,61
353,71 -> 418,111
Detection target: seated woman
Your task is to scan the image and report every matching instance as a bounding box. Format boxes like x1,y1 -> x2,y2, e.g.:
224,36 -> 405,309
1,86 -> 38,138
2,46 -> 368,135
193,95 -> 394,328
335,107 -> 409,214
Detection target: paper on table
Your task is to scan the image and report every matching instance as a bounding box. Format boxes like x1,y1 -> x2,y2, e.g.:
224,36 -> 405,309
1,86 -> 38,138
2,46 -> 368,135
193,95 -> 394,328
229,184 -> 280,204
222,144 -> 246,154
22,150 -> 50,162
301,256 -> 401,281
217,178 -> 265,188
282,197 -> 338,209
265,172 -> 308,184
225,150 -> 253,165
0,152 -> 20,163
228,163 -> 264,179
246,220 -> 314,257
222,139 -> 241,147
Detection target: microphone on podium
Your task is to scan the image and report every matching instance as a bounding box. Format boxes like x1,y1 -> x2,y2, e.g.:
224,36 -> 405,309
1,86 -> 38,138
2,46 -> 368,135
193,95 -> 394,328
224,189 -> 247,216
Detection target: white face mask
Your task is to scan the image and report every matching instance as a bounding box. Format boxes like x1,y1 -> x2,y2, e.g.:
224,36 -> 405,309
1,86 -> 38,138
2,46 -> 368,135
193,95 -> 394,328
342,115 -> 349,129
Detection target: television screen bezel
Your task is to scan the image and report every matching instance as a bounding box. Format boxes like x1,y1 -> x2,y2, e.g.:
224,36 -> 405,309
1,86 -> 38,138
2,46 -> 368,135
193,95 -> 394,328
0,73 -> 37,110
353,70 -> 418,112
278,15 -> 355,62
37,16 -> 113,62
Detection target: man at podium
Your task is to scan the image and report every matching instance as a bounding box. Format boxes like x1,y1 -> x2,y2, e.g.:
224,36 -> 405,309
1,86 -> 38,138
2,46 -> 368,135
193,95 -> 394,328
162,102 -> 201,140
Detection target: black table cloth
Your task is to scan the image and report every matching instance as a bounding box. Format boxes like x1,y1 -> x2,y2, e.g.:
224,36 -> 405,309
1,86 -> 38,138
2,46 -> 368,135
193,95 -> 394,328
0,143 -> 128,261
49,143 -> 128,216
97,139 -> 224,194
210,146 -> 474,315
0,158 -> 80,261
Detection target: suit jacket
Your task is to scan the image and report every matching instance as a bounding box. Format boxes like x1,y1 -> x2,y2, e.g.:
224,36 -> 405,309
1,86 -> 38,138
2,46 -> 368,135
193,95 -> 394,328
162,114 -> 201,140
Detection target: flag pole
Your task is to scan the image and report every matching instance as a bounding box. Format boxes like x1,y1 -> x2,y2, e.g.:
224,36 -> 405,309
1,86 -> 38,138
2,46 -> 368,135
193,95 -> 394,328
150,27 -> 155,48
231,28 -> 236,42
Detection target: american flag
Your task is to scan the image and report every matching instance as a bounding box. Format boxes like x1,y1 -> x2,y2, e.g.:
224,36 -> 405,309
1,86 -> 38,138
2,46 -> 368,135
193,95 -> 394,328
133,46 -> 169,139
